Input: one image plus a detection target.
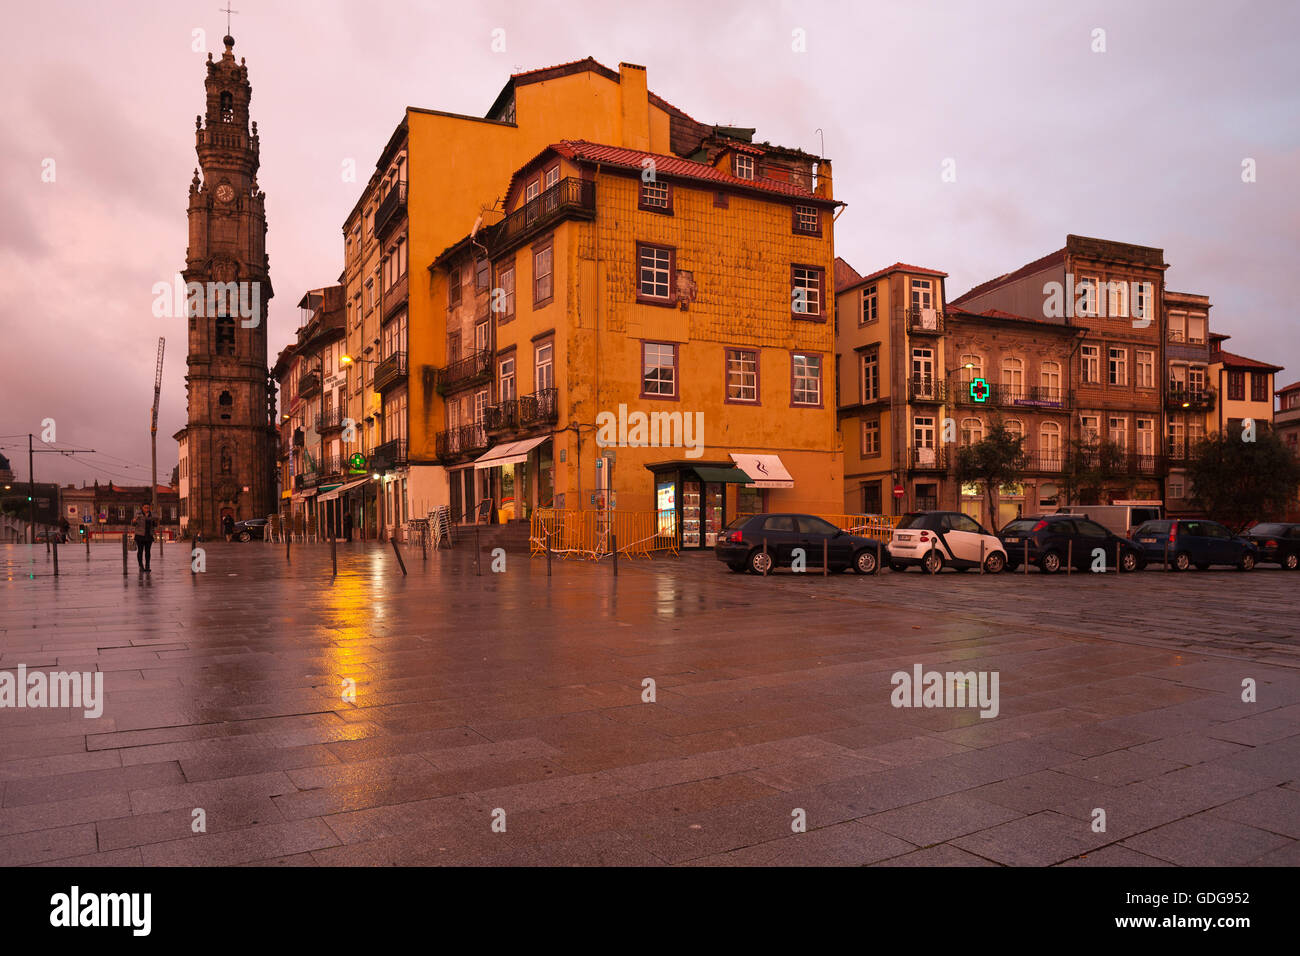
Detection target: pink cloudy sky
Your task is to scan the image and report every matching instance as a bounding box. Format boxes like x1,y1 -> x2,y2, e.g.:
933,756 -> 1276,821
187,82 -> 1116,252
2,0 -> 1297,487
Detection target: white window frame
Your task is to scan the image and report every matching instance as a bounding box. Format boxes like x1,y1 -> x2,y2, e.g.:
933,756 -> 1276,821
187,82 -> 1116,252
1081,344 -> 1100,383
734,154 -> 754,180
1108,347 -> 1128,386
1135,349 -> 1155,389
792,353 -> 822,406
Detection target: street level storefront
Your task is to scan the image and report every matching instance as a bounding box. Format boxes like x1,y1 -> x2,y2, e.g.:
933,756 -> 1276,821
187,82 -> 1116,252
472,436 -> 554,524
646,454 -> 794,550
319,476 -> 372,540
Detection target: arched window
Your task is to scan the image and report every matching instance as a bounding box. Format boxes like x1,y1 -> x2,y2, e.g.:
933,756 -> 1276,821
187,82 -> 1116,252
961,417 -> 984,446
959,353 -> 982,383
1004,419 -> 1024,439
1000,357 -> 1023,391
1039,421 -> 1062,470
216,315 -> 235,356
220,91 -> 234,123
218,390 -> 232,422
1040,361 -> 1061,398
220,446 -> 233,475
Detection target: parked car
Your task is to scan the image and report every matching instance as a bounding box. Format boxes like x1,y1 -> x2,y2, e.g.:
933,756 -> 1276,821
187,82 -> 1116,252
715,513 -> 886,575
1130,519 -> 1258,571
1241,522 -> 1300,570
232,518 -> 269,542
998,514 -> 1145,573
887,511 -> 1007,574
35,530 -> 67,543
1054,502 -> 1163,539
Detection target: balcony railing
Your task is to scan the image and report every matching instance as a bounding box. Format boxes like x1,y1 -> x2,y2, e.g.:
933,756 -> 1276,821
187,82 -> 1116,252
1019,452 -> 1065,473
905,308 -> 944,333
954,382 -> 1068,409
434,423 -> 490,462
374,351 -> 407,392
298,370 -> 321,397
494,177 -> 596,251
907,377 -> 946,402
374,181 -> 407,237
303,454 -> 343,485
1164,386 -> 1216,412
483,389 -> 559,434
483,398 -> 520,432
907,446 -> 947,471
371,439 -> 408,471
315,408 -> 344,432
436,349 -> 492,394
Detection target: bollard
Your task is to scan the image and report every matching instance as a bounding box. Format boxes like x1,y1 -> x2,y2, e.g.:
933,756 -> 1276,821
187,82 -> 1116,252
391,536 -> 407,576
1024,539 -> 1029,575
475,527 -> 481,576
85,534 -> 90,558
191,534 -> 197,577
979,539 -> 985,574
1067,539 -> 1072,575
612,530 -> 619,577
876,540 -> 882,575
46,537 -> 51,554
331,532 -> 337,579
122,532 -> 128,576
52,539 -> 59,576
822,537 -> 828,577
763,537 -> 769,577
421,528 -> 427,561
286,528 -> 290,562
1116,542 -> 1121,574
546,528 -> 552,577
1163,537 -> 1169,572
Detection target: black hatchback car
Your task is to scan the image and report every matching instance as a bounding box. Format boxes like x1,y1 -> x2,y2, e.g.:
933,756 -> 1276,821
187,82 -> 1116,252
232,517 -> 269,542
1130,519 -> 1258,571
998,514 -> 1146,573
715,513 -> 886,575
1241,522 -> 1300,570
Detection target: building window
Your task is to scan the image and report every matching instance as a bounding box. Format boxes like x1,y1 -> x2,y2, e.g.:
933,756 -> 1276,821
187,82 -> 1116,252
448,266 -> 461,308
1133,282 -> 1152,323
862,419 -> 880,457
1251,373 -> 1269,402
734,154 -> 754,180
861,348 -> 879,402
1081,414 -> 1100,443
1187,314 -> 1206,344
1136,349 -> 1155,388
1169,475 -> 1185,499
791,265 -> 824,318
959,354 -> 983,384
1228,370 -> 1245,401
535,342 -> 553,392
525,180 -> 540,203
1105,280 -> 1128,318
475,258 -> 490,291
637,243 -> 674,302
641,342 -> 677,398
639,178 -> 672,212
1001,357 -> 1024,392
1078,277 -> 1098,316
910,278 -> 934,312
1108,415 -> 1128,451
497,262 -> 515,321
1188,365 -> 1206,392
862,481 -> 882,514
792,204 -> 820,236
533,240 -> 554,306
861,284 -> 878,324
1167,420 -> 1186,459
1108,347 -> 1127,386
1081,344 -> 1100,383
1136,417 -> 1155,457
474,388 -> 489,423
545,165 -> 560,190
475,320 -> 489,354
215,315 -> 235,356
725,348 -> 759,403
1040,360 -> 1061,396
960,417 -> 984,446
791,353 -> 822,406
499,356 -> 516,402
1040,421 -> 1062,466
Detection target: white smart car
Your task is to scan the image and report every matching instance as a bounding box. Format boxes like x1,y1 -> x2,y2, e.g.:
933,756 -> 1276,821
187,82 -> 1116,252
887,511 -> 1007,574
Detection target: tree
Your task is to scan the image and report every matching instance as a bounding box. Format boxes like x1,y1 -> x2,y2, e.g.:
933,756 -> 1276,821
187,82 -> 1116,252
1060,437 -> 1127,505
1185,423 -> 1300,530
953,419 -> 1028,531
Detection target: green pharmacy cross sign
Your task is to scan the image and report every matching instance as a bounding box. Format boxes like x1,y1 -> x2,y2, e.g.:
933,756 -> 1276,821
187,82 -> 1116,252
347,453 -> 368,474
969,378 -> 989,403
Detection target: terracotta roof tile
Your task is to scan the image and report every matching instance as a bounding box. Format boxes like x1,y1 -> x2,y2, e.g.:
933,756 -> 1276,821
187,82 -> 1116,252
837,261 -> 947,296
834,257 -> 863,293
1212,349 -> 1284,373
952,247 -> 1066,304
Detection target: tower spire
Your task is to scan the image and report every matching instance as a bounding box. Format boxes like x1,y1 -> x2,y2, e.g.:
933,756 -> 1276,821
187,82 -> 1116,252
219,3 -> 238,44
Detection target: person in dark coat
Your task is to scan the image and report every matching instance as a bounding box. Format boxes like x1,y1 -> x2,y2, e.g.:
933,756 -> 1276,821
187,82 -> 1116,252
222,513 -> 235,541
343,511 -> 353,543
132,505 -> 157,572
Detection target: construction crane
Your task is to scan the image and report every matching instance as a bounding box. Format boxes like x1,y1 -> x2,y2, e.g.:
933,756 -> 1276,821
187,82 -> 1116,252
151,338 -> 165,520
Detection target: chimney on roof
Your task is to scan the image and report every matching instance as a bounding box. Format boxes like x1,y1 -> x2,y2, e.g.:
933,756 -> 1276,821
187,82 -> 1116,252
618,62 -> 650,152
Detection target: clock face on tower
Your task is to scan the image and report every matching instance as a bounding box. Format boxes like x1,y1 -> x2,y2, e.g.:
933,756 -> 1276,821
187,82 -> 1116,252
215,183 -> 235,203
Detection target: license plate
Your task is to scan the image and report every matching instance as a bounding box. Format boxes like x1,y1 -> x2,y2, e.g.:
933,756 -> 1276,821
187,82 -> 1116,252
1140,537 -> 1156,543
1004,537 -> 1019,544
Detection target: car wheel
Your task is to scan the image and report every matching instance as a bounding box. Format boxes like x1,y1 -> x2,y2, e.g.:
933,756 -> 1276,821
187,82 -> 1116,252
1120,549 -> 1139,573
238,531 -> 252,542
1284,552 -> 1298,571
1195,562 -> 1210,571
1238,553 -> 1256,572
727,562 -> 746,573
922,549 -> 944,574
983,551 -> 1006,574
748,549 -> 773,575
1173,552 -> 1191,572
854,549 -> 878,575
1040,551 -> 1061,574
889,562 -> 908,573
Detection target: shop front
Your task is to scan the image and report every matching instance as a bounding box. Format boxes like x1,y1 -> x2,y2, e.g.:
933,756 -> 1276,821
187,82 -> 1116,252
646,455 -> 792,550
472,435 -> 553,524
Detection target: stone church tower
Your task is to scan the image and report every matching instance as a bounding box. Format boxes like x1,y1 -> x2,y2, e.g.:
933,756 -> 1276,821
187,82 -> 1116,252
175,32 -> 276,536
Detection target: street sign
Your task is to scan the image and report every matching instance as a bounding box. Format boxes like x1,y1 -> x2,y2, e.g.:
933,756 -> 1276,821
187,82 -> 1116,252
893,484 -> 905,498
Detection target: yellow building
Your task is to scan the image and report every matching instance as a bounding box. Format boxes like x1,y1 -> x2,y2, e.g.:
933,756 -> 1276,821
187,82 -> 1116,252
834,260 -> 950,515
1209,332 -> 1281,436
429,139 -> 843,548
338,58 -> 842,543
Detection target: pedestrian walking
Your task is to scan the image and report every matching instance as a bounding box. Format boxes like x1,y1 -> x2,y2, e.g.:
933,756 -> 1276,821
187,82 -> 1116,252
132,504 -> 157,573
344,511 -> 353,543
222,513 -> 234,542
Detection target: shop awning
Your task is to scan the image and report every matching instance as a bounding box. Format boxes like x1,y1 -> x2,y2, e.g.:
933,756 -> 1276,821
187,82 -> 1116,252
317,477 -> 370,503
296,488 -> 319,499
693,466 -> 753,483
730,453 -> 795,489
473,435 -> 550,470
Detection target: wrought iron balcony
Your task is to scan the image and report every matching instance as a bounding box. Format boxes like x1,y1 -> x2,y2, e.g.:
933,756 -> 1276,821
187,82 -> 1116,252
315,408 -> 345,432
435,349 -> 492,395
1019,452 -> 1065,473
371,439 -> 408,471
483,398 -> 520,433
905,308 -> 944,334
1165,386 -> 1216,412
518,388 -> 559,426
303,454 -> 344,485
374,181 -> 407,238
907,377 -> 946,403
374,351 -> 407,392
434,423 -> 489,462
298,370 -> 321,397
493,177 -> 595,252
954,382 -> 1068,410
907,446 -> 947,471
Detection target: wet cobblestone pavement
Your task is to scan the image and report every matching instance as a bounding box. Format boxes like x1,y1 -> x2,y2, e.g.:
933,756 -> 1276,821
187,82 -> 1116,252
2,540 -> 1297,866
